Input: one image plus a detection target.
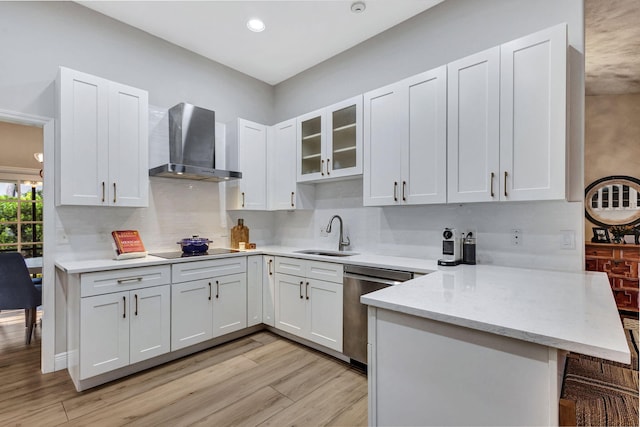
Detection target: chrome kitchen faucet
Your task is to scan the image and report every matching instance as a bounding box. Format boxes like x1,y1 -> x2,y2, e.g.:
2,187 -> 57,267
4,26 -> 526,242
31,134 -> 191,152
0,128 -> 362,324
326,215 -> 350,251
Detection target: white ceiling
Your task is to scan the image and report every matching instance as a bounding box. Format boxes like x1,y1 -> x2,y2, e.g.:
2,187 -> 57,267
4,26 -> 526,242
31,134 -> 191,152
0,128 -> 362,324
77,0 -> 444,85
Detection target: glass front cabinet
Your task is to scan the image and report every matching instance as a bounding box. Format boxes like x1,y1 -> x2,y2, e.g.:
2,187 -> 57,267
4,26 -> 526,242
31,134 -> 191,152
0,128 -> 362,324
297,95 -> 362,182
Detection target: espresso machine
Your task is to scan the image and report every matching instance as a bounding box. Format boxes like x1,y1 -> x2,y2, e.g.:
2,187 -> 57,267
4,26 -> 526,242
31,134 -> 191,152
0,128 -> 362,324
438,228 -> 462,266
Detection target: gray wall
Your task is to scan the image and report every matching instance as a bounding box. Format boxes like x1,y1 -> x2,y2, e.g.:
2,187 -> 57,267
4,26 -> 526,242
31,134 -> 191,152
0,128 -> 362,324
274,0 -> 583,121
0,1 -> 274,124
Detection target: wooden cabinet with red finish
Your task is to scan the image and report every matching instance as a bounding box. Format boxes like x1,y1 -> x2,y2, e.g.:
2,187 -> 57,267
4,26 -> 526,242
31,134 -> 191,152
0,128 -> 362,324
585,242 -> 639,313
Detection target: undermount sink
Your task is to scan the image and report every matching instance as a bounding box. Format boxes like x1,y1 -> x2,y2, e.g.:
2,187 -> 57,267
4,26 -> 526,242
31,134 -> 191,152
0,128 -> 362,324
294,249 -> 359,257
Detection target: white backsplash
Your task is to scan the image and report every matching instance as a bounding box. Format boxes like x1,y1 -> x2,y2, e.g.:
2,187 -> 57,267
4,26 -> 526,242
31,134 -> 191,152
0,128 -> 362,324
55,177 -> 583,272
273,179 -> 584,272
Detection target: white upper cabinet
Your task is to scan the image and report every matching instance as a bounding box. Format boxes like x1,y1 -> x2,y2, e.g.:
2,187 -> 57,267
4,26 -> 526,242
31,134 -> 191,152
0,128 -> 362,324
297,95 -> 363,183
448,24 -> 567,203
500,24 -> 567,201
57,67 -> 148,207
364,66 -> 447,206
447,48 -> 501,203
228,119 -> 268,210
269,119 -> 315,210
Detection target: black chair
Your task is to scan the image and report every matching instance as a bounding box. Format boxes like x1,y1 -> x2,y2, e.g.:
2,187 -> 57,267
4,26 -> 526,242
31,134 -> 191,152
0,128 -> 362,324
0,253 -> 42,344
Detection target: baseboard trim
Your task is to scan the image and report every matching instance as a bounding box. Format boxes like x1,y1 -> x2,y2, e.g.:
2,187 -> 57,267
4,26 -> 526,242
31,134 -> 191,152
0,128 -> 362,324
54,352 -> 67,371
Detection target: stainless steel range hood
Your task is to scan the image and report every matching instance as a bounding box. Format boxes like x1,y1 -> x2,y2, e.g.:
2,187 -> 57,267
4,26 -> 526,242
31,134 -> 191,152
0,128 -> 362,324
149,103 -> 242,182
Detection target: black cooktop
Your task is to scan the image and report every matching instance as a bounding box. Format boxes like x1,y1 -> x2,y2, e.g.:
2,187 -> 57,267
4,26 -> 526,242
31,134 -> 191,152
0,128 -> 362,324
149,248 -> 240,259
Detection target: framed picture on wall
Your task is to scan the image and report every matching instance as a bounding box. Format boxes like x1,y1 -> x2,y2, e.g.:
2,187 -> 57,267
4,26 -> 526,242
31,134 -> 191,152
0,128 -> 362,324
591,227 -> 611,243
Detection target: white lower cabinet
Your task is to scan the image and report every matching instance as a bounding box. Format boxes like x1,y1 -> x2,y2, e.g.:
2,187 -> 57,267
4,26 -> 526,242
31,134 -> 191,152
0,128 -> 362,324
263,256 -> 276,327
274,257 -> 343,352
65,253 -> 346,392
212,273 -> 247,336
80,291 -> 130,378
75,265 -> 172,380
247,255 -> 264,327
129,285 -> 171,364
171,279 -> 214,351
171,258 -> 247,351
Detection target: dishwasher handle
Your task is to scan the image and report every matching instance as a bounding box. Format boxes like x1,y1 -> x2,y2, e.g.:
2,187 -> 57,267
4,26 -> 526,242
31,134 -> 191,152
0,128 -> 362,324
343,272 -> 408,287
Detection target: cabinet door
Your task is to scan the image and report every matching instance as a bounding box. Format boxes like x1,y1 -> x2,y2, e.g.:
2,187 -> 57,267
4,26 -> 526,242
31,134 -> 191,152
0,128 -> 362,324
107,81 -> 149,207
212,273 -> 247,337
247,255 -> 264,327
326,95 -> 363,179
263,256 -> 276,327
237,119 -> 268,210
171,279 -> 213,351
57,67 -> 109,206
404,66 -> 447,205
306,279 -> 343,352
274,273 -> 306,338
80,291 -> 129,379
363,81 -> 405,206
129,285 -> 170,364
270,119 -> 297,210
500,24 -> 567,201
447,47 -> 500,203
297,109 -> 325,182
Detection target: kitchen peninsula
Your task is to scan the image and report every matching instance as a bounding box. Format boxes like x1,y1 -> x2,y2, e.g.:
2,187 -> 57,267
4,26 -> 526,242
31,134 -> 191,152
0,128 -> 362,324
362,264 -> 630,426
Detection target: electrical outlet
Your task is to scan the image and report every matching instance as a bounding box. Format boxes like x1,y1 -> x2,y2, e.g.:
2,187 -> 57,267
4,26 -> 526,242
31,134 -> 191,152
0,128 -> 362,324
511,229 -> 522,246
320,226 -> 328,237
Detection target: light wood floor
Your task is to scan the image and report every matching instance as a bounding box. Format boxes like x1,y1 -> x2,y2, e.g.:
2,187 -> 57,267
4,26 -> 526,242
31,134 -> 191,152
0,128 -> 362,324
0,310 -> 368,426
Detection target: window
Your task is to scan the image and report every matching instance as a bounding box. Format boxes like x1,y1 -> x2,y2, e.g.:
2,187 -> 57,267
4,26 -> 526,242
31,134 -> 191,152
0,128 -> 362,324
0,180 -> 43,258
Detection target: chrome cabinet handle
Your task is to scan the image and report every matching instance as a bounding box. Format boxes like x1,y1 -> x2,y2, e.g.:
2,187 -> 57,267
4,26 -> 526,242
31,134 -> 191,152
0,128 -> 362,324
326,159 -> 330,175
122,296 -> 126,318
393,182 -> 398,202
291,192 -> 295,208
321,159 -> 325,176
134,294 -> 138,316
241,192 -> 245,208
305,282 -> 309,300
101,182 -> 105,203
117,277 -> 143,284
216,280 -> 219,299
504,171 -> 508,197
402,181 -> 407,201
268,259 -> 273,276
208,282 -> 212,301
113,182 -> 117,204
299,281 -> 303,299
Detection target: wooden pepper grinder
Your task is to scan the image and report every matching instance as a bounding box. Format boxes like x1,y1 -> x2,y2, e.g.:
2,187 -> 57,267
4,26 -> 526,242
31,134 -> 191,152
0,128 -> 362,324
231,218 -> 249,249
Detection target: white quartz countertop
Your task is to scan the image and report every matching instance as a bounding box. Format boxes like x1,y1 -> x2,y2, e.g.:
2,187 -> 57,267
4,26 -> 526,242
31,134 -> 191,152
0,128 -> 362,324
361,264 -> 631,364
56,246 -> 629,364
54,245 -> 439,275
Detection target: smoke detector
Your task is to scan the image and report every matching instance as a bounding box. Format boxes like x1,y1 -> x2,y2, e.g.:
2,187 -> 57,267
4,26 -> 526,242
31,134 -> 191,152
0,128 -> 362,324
351,1 -> 366,13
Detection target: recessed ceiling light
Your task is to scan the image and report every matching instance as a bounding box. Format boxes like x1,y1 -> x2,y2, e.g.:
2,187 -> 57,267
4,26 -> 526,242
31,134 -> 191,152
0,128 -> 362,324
351,1 -> 366,13
247,18 -> 266,33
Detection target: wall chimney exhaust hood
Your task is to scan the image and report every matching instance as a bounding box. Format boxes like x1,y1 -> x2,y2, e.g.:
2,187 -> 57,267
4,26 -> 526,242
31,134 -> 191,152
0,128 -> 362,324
149,103 -> 242,182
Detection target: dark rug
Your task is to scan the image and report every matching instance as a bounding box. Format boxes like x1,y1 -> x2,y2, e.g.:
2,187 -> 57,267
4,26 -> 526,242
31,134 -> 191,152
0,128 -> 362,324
561,317 -> 640,426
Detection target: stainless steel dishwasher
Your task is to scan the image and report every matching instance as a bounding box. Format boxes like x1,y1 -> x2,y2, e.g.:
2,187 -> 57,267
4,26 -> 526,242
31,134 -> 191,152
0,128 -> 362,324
343,264 -> 414,365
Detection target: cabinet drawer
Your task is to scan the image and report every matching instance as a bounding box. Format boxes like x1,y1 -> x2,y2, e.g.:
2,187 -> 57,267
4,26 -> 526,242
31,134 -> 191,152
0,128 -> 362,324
585,246 -> 614,258
611,277 -> 639,290
620,247 -> 640,262
275,257 -> 306,277
81,265 -> 171,298
172,257 -> 247,283
307,260 -> 343,284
